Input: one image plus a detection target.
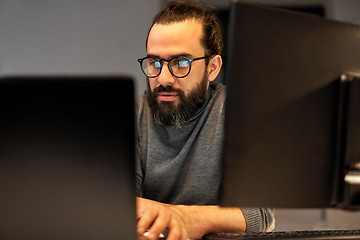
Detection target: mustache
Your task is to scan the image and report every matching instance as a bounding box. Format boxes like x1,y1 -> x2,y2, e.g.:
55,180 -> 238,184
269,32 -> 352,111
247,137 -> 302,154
152,85 -> 183,95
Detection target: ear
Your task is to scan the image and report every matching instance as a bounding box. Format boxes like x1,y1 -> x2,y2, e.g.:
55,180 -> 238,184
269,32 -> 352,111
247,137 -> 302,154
207,55 -> 223,82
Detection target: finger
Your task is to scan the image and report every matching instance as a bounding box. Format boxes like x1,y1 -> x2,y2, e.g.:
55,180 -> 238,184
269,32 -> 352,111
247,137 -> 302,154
166,218 -> 187,240
147,209 -> 171,240
165,227 -> 182,240
137,207 -> 158,235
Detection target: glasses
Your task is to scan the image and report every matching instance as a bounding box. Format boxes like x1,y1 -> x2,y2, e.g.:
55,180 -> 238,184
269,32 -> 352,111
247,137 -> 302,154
138,56 -> 210,78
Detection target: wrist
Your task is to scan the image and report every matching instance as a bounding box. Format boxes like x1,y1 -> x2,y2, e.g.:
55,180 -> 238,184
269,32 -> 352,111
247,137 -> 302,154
173,205 -> 246,237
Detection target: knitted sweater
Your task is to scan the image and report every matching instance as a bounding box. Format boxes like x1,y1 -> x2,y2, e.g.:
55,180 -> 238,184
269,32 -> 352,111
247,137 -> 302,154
135,83 -> 274,232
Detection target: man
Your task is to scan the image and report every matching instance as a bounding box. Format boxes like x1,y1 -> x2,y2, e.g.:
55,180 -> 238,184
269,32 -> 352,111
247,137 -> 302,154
135,1 -> 274,239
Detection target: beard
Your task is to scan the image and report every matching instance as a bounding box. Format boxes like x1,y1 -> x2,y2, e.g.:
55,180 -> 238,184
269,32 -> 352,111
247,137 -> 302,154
147,74 -> 208,128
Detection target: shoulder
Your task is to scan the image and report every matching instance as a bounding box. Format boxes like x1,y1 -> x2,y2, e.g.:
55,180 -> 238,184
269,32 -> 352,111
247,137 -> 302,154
211,83 -> 226,94
210,83 -> 226,103
197,83 -> 226,126
208,83 -> 226,111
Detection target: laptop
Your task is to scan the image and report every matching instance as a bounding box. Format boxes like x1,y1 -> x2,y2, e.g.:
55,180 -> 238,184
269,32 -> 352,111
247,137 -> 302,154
0,76 -> 137,240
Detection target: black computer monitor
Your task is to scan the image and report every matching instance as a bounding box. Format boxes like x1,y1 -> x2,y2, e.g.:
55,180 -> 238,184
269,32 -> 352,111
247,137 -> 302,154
221,1 -> 360,209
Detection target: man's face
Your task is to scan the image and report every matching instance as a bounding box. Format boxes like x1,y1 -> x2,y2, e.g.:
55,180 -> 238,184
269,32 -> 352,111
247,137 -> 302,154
146,20 -> 210,126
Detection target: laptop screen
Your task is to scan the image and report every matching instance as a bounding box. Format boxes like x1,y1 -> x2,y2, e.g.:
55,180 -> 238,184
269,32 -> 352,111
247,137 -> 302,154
0,76 -> 137,239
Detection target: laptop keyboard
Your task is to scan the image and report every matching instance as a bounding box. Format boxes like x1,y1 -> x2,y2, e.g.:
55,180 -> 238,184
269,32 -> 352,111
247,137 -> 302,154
203,229 -> 360,240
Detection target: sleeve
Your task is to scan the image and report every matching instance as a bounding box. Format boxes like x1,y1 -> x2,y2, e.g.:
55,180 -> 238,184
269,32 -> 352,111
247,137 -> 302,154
241,208 -> 275,233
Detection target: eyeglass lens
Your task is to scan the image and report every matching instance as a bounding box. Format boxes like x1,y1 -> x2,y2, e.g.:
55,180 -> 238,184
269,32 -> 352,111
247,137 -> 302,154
141,57 -> 190,78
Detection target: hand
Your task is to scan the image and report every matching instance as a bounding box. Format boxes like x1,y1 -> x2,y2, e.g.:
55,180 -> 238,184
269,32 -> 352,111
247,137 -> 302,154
137,198 -> 188,240
136,197 -> 247,240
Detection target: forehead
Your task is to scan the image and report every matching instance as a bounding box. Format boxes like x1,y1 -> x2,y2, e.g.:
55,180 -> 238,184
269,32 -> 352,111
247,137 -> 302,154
147,20 -> 205,58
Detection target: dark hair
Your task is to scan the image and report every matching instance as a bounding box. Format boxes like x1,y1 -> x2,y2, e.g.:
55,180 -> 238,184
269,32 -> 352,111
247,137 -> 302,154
147,0 -> 223,57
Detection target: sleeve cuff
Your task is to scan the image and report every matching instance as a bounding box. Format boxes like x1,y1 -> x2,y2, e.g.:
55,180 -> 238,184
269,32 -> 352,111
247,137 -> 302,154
240,208 -> 275,233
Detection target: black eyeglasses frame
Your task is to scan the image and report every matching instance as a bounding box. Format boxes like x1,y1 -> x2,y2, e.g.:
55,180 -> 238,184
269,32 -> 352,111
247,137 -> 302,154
137,55 -> 210,78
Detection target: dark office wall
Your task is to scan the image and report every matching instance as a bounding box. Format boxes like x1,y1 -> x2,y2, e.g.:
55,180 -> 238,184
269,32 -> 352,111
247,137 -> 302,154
1,0 -> 358,96
326,0 -> 360,25
0,0 -> 161,95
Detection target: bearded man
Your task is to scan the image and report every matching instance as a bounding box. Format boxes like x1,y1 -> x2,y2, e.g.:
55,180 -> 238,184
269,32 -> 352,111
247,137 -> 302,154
135,1 -> 274,239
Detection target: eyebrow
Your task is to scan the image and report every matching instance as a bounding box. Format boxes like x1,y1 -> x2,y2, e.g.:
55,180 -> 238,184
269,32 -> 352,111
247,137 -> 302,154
147,53 -> 193,59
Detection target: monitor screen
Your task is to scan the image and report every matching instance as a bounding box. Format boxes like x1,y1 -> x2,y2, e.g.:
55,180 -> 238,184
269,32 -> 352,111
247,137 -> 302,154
221,1 -> 360,208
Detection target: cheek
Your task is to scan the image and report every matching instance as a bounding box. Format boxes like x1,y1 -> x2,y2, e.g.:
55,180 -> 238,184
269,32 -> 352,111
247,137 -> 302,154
181,70 -> 207,93
177,81 -> 192,95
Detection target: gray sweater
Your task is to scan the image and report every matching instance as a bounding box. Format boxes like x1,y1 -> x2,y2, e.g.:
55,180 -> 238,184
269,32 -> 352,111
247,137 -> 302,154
135,83 -> 274,232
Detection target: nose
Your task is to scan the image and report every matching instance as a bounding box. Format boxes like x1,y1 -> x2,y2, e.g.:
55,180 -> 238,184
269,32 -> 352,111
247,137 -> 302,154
156,62 -> 175,86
